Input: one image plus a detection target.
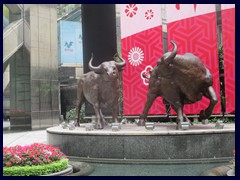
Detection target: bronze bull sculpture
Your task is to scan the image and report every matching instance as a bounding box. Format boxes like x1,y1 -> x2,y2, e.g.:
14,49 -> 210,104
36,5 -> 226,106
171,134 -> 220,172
75,53 -> 126,129
140,41 -> 218,129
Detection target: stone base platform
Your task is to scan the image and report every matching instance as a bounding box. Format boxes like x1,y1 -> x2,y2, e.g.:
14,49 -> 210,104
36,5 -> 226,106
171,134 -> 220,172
47,123 -> 235,161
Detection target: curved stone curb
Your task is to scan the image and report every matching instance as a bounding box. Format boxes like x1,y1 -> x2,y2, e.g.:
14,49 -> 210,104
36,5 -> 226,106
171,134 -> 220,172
200,165 -> 232,176
41,165 -> 73,176
47,123 -> 235,136
227,169 -> 235,176
67,161 -> 95,176
69,156 -> 232,165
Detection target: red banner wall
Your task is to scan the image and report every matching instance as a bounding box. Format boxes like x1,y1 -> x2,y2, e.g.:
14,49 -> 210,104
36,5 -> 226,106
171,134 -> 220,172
120,4 -> 234,116
221,5 -> 235,114
121,4 -> 165,115
121,27 -> 164,115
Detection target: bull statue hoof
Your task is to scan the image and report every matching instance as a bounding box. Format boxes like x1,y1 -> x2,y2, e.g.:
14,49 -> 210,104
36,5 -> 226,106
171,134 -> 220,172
95,123 -> 104,129
135,119 -> 145,126
189,120 -> 193,126
185,119 -> 193,126
102,118 -> 109,126
199,110 -> 207,120
74,120 -> 80,127
176,123 -> 180,130
183,116 -> 193,126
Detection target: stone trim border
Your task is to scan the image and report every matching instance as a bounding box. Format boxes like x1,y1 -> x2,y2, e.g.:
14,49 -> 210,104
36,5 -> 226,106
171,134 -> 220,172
41,165 -> 73,176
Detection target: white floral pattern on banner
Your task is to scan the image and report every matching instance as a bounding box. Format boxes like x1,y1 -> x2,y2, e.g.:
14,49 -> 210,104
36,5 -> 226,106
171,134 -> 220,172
128,47 -> 144,66
120,4 -> 162,39
140,65 -> 153,85
125,4 -> 138,18
145,9 -> 154,20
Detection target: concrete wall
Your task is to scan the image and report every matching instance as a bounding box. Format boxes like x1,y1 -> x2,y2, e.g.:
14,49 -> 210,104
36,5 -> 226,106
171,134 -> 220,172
28,5 -> 59,129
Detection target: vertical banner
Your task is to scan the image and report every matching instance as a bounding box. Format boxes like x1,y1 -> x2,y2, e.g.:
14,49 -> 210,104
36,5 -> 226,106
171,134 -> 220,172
120,4 -> 164,115
166,4 -> 221,114
221,4 -> 235,114
59,21 -> 83,64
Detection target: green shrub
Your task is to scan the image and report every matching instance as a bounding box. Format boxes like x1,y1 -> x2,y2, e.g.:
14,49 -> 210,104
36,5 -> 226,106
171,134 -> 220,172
3,5 -> 9,19
208,117 -> 235,124
3,158 -> 68,176
66,108 -> 77,122
208,117 -> 218,123
66,104 -> 87,123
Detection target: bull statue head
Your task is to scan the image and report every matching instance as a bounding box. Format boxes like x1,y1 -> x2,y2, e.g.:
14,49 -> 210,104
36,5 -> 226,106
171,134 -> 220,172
89,53 -> 126,81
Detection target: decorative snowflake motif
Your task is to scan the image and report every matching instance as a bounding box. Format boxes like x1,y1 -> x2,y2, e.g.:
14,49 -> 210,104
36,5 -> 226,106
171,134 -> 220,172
125,4 -> 138,18
141,65 -> 153,86
175,4 -> 197,12
175,4 -> 180,10
145,9 -> 154,20
128,47 -> 144,66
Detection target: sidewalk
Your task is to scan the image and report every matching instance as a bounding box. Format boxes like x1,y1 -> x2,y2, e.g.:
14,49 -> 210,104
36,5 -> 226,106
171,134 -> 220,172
3,122 -> 47,147
3,121 -> 10,130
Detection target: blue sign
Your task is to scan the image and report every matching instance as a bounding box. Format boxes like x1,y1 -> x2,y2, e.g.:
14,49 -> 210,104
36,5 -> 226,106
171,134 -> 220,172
59,21 -> 83,64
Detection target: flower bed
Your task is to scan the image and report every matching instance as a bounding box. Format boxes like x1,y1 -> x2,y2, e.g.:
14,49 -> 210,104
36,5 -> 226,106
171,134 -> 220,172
3,143 -> 69,176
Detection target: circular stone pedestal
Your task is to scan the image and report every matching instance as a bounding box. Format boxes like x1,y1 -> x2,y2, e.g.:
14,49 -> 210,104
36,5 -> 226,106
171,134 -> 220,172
47,123 -> 235,161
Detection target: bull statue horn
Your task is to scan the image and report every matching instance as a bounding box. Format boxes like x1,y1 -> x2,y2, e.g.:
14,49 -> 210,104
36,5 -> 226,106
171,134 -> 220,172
88,53 -> 103,74
164,41 -> 178,65
115,53 -> 126,68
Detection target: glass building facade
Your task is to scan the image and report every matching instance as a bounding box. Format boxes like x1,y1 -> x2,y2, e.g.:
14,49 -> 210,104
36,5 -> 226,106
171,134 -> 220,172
3,4 -> 59,129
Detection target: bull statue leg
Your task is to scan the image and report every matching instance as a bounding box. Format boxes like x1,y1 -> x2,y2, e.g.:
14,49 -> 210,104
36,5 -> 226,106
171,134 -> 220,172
171,105 -> 193,126
93,103 -> 104,129
199,86 -> 218,120
100,109 -> 108,126
168,100 -> 184,130
139,93 -> 157,126
112,98 -> 119,123
175,105 -> 184,130
75,85 -> 85,127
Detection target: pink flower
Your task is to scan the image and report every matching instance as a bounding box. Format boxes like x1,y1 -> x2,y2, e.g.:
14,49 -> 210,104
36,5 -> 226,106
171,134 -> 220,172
125,4 -> 138,18
6,162 -> 12,167
3,143 -> 67,167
